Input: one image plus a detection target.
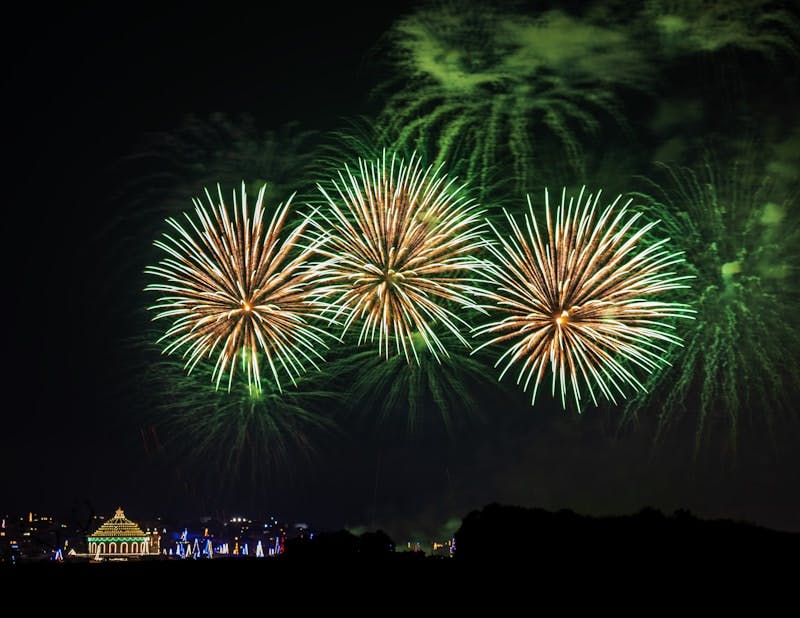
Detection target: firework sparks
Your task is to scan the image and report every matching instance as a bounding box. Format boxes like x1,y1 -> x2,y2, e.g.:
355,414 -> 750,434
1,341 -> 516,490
311,151 -> 487,362
474,187 -> 694,409
377,2 -> 650,197
629,156 -> 800,448
330,330 -> 499,433
142,348 -> 338,484
146,183 -> 330,393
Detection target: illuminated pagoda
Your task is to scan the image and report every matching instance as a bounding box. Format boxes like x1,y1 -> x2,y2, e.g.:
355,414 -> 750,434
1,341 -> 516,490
87,507 -> 151,557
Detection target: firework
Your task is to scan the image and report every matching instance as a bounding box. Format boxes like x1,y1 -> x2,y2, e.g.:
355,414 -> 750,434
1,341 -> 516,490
629,157 -> 800,447
121,114 -> 318,211
639,0 -> 800,61
146,183 -> 330,393
141,348 -> 339,486
330,330 -> 500,433
109,115 -> 318,277
311,151 -> 487,363
474,187 -> 694,409
378,2 -> 650,196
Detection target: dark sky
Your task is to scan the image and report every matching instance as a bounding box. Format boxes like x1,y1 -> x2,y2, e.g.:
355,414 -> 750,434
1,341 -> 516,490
4,2 -> 799,541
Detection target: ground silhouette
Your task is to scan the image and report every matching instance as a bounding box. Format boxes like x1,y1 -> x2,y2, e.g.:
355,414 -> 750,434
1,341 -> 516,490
453,503 -> 799,566
4,503 -> 797,584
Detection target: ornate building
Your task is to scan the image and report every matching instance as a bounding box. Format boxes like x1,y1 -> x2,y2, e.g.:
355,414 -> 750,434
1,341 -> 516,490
87,507 -> 153,557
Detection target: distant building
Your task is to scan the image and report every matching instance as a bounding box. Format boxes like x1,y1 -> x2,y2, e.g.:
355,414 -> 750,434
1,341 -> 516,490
87,507 -> 154,557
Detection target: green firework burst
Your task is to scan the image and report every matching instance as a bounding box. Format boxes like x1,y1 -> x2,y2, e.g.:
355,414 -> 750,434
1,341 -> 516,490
330,330 -> 501,433
638,0 -> 800,62
123,113 -> 319,210
377,1 -> 649,195
629,155 -> 800,449
143,348 -> 339,485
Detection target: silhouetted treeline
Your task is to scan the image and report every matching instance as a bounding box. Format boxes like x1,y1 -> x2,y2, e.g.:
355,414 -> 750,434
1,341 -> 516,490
454,503 -> 800,563
281,529 -> 426,563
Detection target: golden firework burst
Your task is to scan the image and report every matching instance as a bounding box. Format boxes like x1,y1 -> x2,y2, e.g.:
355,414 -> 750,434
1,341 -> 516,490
475,186 -> 695,408
146,183 -> 331,393
311,151 -> 488,362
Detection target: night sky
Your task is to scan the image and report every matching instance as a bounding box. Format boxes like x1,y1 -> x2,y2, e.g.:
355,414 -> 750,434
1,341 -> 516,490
5,2 -> 799,542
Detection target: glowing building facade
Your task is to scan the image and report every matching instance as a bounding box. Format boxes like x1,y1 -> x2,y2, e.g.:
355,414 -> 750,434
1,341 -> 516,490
87,508 -> 152,557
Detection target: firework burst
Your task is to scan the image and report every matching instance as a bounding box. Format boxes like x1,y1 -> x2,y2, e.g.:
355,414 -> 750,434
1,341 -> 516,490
638,0 -> 800,61
141,348 -> 339,486
377,2 -> 650,196
329,330 -> 500,433
629,156 -> 800,448
311,151 -> 487,362
474,187 -> 694,409
146,183 -> 330,393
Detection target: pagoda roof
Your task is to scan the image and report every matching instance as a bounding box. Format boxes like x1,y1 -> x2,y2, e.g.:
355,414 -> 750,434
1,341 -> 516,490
88,507 -> 148,539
